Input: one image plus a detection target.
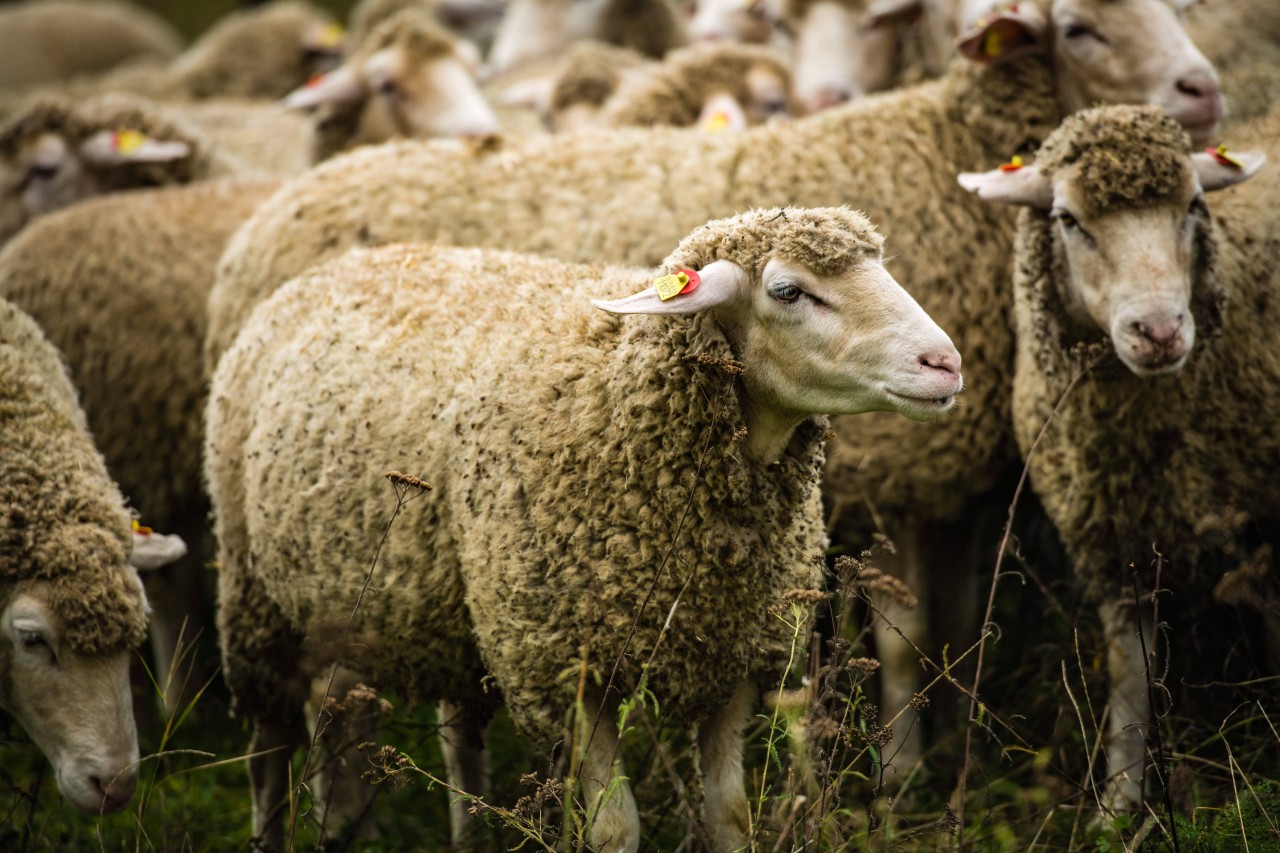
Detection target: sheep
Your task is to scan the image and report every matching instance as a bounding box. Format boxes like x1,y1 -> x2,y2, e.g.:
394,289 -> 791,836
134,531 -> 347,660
0,294 -> 187,815
787,0 -> 953,112
485,0 -> 684,77
206,206 -> 964,851
0,177 -> 283,712
528,41 -> 655,131
0,1 -> 344,113
282,9 -> 499,161
1186,0 -> 1280,125
957,104 -> 1274,812
204,0 -> 1224,775
348,0 -> 507,52
0,0 -> 183,93
596,42 -> 795,130
0,93 -> 242,244
687,0 -> 792,46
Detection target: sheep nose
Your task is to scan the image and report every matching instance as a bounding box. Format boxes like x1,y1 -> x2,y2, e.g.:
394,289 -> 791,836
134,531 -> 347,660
808,86 -> 853,111
1133,315 -> 1183,347
91,770 -> 137,813
1175,73 -> 1224,116
920,350 -> 960,377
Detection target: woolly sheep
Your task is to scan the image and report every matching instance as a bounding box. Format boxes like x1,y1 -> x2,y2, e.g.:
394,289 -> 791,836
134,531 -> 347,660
959,105 -> 1273,813
0,294 -> 186,815
0,0 -> 183,93
282,9 -> 499,160
0,93 -> 241,244
349,0 -> 507,51
687,0 -> 792,46
597,42 -> 795,130
0,1 -> 343,112
206,0 -> 1223,774
486,0 -> 684,76
0,178 -> 282,710
207,206 -> 964,851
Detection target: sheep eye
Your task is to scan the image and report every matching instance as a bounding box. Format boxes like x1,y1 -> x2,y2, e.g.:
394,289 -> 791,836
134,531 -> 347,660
1062,23 -> 1095,40
1053,210 -> 1080,230
26,163 -> 58,181
760,98 -> 787,115
18,630 -> 46,650
376,79 -> 400,97
769,281 -> 803,303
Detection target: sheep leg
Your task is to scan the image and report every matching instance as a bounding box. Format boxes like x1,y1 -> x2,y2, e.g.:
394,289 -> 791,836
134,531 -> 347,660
871,520 -> 929,781
697,680 -> 755,852
439,699 -> 491,849
141,512 -> 211,714
249,714 -> 302,852
304,667 -> 380,844
576,696 -> 639,853
1098,599 -> 1155,815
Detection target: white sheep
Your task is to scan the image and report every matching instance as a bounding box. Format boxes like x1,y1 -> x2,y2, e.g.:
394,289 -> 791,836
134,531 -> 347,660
205,0 -> 1224,775
207,207 -> 963,851
0,177 -> 282,712
0,93 -> 240,244
0,294 -> 184,815
0,0 -> 183,93
958,103 -> 1273,812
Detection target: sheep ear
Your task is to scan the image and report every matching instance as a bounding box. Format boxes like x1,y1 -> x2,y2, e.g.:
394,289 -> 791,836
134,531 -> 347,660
958,163 -> 1052,207
593,260 -> 748,315
282,66 -> 365,110
697,93 -> 747,133
865,0 -> 924,27
128,528 -> 188,571
956,4 -> 1046,64
78,129 -> 191,166
1192,149 -> 1265,192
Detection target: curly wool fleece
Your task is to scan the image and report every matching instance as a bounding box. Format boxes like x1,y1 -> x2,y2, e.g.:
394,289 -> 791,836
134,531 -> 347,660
209,207 -> 883,742
0,298 -> 146,653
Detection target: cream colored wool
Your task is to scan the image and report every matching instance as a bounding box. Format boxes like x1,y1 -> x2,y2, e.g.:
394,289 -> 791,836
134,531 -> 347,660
601,42 -> 795,128
1011,105 -> 1280,604
0,1 -> 340,114
207,54 -> 1060,546
1187,0 -> 1280,125
208,207 -> 873,741
349,0 -> 439,42
547,42 -> 653,119
179,100 -> 315,176
0,93 -> 241,188
0,296 -> 147,654
0,178 -> 281,543
0,0 -> 183,93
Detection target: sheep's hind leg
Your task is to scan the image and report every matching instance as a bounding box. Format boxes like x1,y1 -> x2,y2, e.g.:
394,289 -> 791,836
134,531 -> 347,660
698,680 -> 755,852
249,714 -> 304,852
576,696 -> 639,853
305,666 -> 381,844
439,699 -> 492,849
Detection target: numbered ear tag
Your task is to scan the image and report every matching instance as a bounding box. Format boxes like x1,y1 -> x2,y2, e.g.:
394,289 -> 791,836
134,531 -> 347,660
702,111 -> 732,132
998,155 -> 1023,172
983,28 -> 1003,58
653,268 -> 702,301
113,129 -> 146,155
132,519 -> 153,536
1207,144 -> 1244,168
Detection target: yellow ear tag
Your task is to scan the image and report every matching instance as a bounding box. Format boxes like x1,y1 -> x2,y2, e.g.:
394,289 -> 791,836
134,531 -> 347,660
999,154 -> 1024,172
702,111 -> 732,132
983,28 -> 1003,58
1209,144 -> 1244,168
132,519 -> 153,536
113,129 -> 146,155
317,22 -> 345,48
654,271 -> 691,301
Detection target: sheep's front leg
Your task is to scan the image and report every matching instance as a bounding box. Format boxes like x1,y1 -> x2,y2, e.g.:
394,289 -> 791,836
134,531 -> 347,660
577,697 -> 639,853
439,699 -> 491,849
1098,599 -> 1154,815
249,714 -> 301,851
698,680 -> 755,852
871,521 -> 929,778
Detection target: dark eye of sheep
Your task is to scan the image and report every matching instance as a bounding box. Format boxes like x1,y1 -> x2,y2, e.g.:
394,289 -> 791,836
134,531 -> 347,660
26,163 -> 58,182
18,630 -> 46,650
377,79 -> 400,98
769,280 -> 803,303
1062,23 -> 1106,44
761,98 -> 787,115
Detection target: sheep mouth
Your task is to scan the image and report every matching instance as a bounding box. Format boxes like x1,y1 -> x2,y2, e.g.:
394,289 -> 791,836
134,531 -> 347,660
883,388 -> 958,419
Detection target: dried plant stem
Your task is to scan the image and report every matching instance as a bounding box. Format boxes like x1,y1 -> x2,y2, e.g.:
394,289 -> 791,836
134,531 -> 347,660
954,353 -> 1098,844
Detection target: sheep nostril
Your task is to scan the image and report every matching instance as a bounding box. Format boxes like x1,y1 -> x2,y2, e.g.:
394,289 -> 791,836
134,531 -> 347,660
920,352 -> 960,376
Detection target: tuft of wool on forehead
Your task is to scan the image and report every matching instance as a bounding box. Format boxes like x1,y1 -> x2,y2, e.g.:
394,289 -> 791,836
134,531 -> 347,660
1035,105 -> 1192,214
664,206 -> 884,278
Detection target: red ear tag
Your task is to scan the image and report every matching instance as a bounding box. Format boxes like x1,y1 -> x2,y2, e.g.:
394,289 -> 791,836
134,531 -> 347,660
678,268 -> 700,294
1207,144 -> 1244,168
999,155 -> 1024,172
305,72 -> 327,88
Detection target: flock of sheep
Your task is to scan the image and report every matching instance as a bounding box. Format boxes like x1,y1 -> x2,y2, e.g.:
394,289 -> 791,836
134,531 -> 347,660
0,0 -> 1276,849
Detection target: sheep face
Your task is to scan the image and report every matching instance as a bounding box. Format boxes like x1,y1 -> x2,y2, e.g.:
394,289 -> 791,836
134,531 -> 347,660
791,1 -> 895,111
596,253 -> 962,459
0,129 -> 191,245
687,0 -> 780,45
0,590 -> 139,815
958,111 -> 1264,377
958,0 -> 1224,146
